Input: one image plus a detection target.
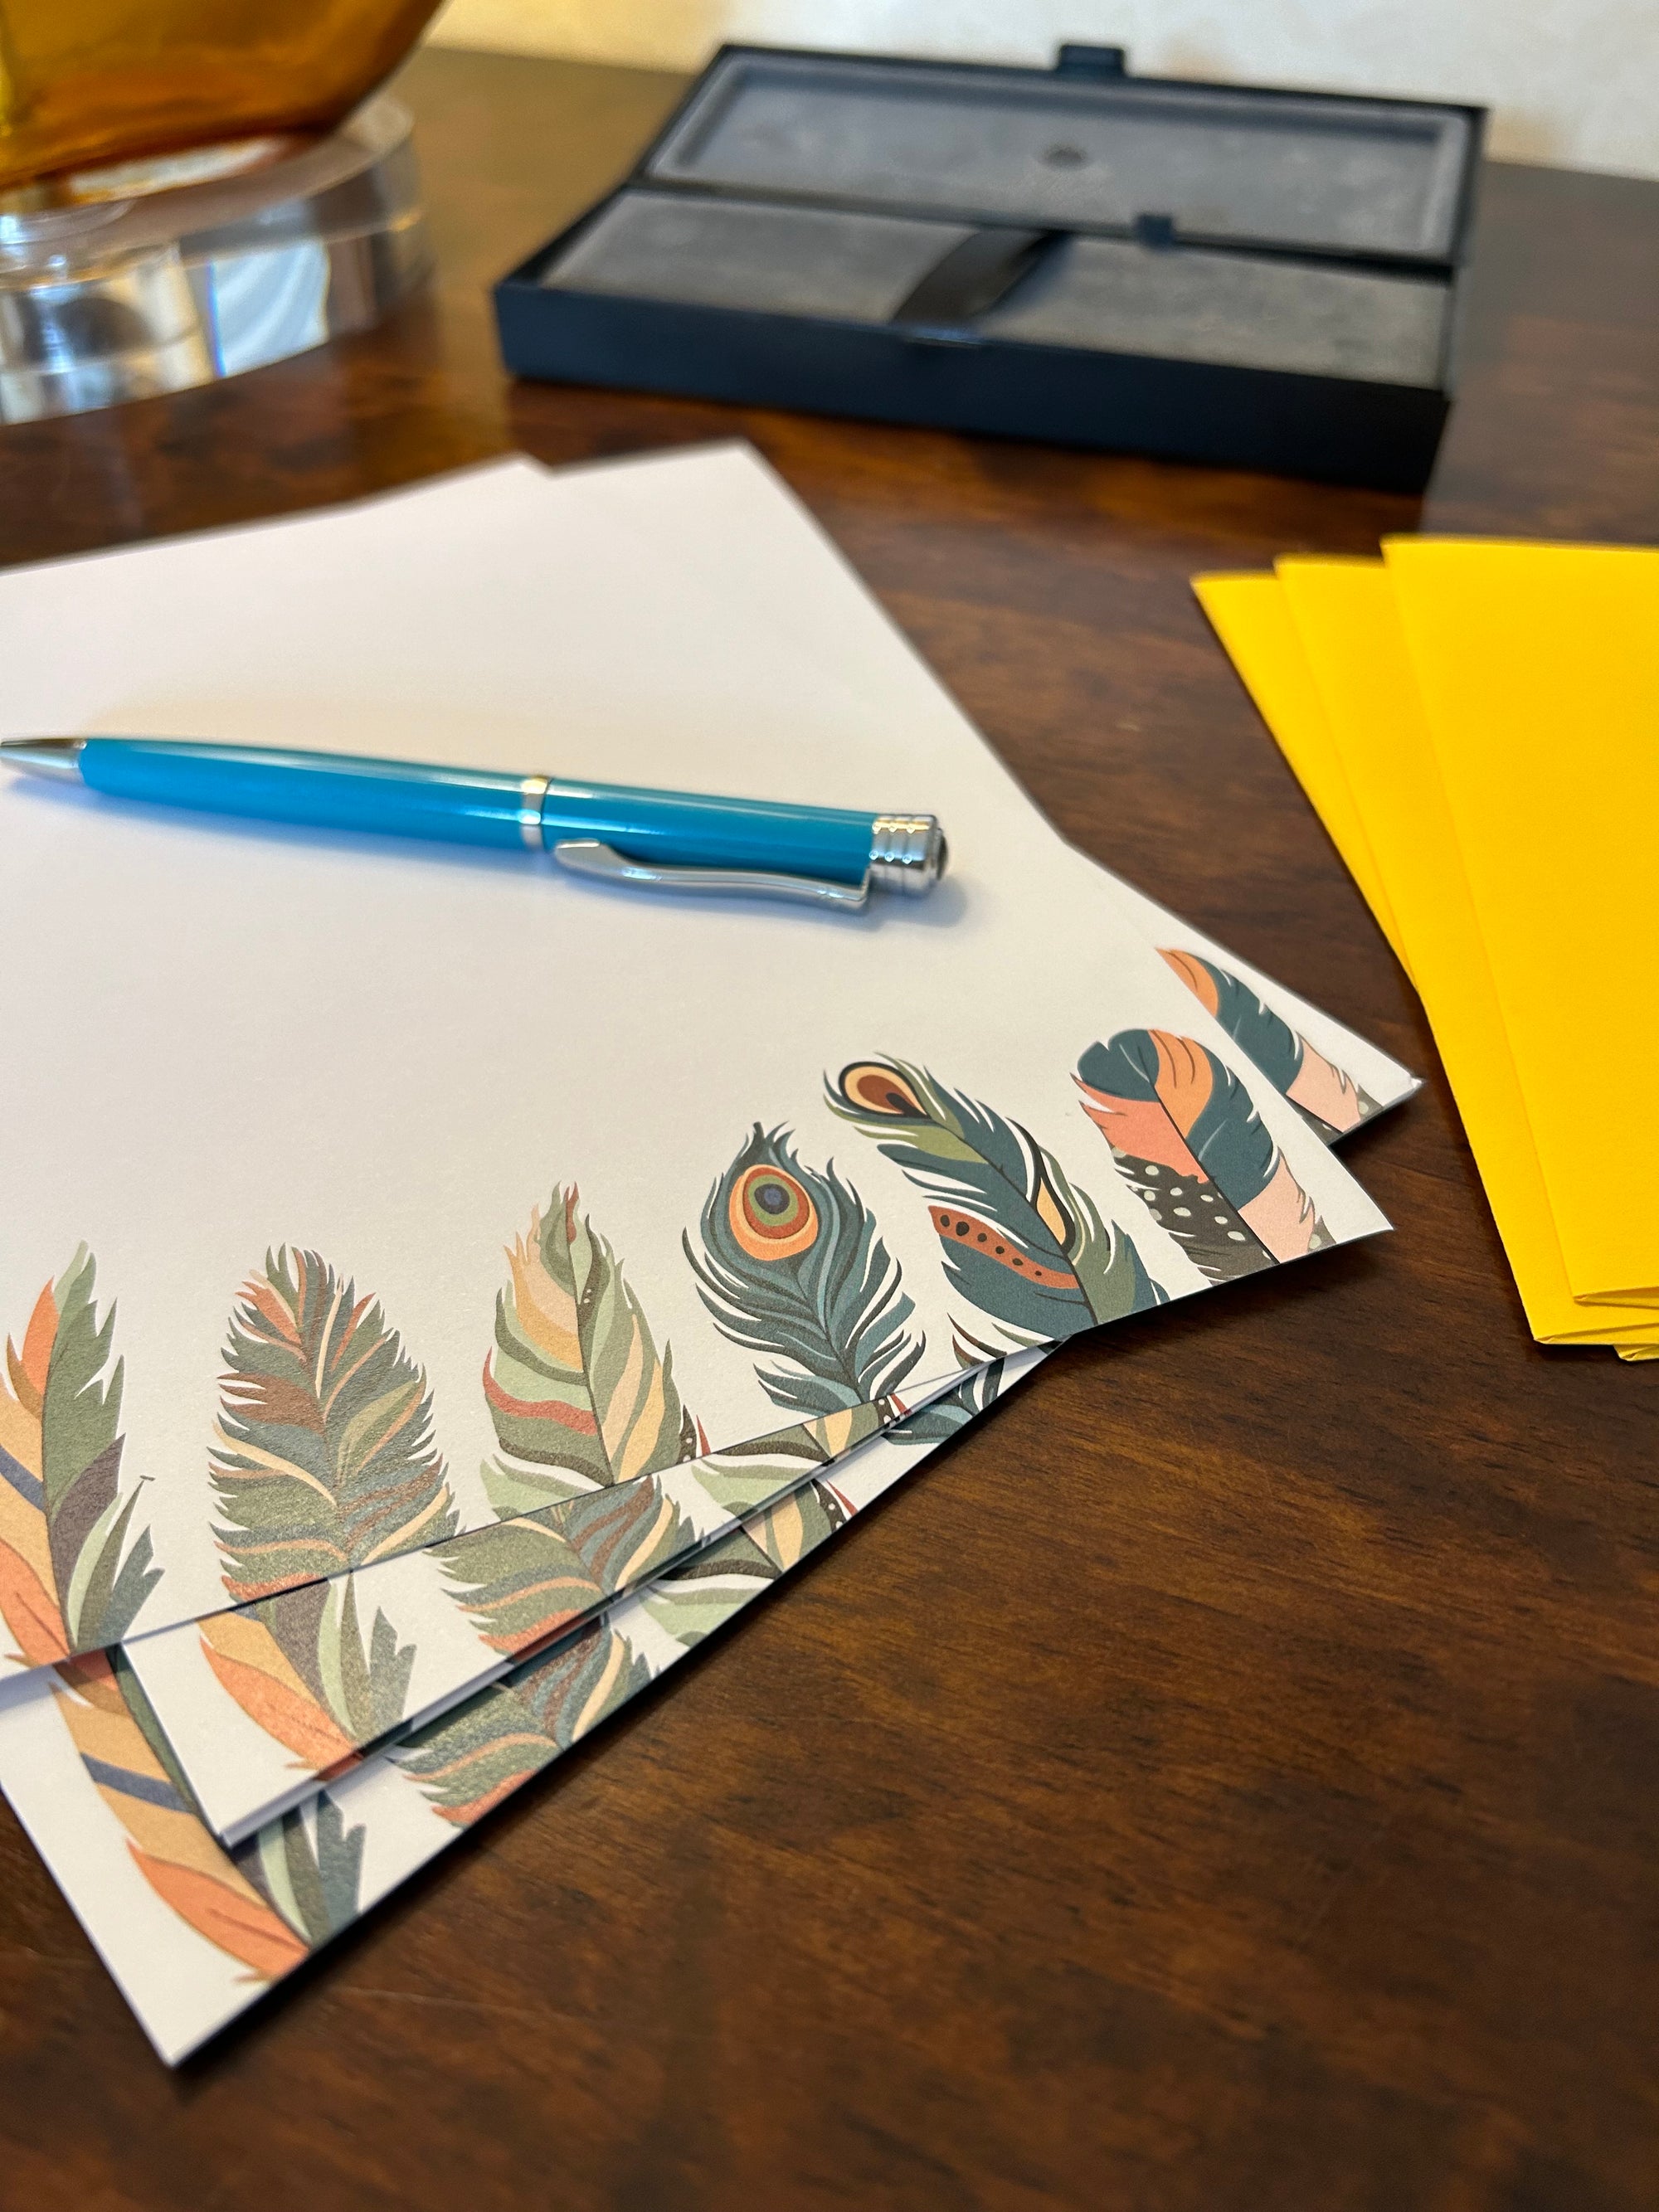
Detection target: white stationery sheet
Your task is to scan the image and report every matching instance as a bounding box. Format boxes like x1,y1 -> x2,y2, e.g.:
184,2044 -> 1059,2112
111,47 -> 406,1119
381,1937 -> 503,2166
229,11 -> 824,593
82,450 -> 1415,1846
0,1354 -> 1042,2065
0,443 -> 1419,2068
126,871 -> 1409,1846
0,454 -> 1391,1692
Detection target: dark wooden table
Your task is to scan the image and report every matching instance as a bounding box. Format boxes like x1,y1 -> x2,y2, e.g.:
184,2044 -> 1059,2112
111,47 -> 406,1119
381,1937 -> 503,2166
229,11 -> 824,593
2,46 -> 1657,2212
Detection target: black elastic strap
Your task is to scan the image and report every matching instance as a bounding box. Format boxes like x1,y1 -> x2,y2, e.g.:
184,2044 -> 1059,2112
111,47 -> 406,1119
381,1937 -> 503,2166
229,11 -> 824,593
890,227 -> 1063,336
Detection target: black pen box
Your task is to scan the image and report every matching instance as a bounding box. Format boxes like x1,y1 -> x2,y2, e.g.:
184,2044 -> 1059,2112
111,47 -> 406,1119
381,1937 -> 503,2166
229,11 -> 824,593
494,44 -> 1485,491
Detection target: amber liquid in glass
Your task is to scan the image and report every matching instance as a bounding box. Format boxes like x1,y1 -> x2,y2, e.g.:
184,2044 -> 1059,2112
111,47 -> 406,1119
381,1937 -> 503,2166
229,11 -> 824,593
0,0 -> 441,194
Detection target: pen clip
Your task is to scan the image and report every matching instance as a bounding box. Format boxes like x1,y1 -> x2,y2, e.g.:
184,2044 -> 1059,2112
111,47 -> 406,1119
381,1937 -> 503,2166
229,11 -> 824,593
550,839 -> 870,910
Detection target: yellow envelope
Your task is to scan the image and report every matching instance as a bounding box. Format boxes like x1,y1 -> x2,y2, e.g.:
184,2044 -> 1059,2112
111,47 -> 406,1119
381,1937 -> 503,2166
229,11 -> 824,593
1384,539 -> 1659,1308
1194,562 -> 1658,1356
1277,557 -> 1659,1354
1191,572 -> 1409,972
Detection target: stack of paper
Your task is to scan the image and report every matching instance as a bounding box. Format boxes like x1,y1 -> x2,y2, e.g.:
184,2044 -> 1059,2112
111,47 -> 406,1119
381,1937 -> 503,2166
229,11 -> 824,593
0,446 -> 1416,2059
1194,545 -> 1659,1357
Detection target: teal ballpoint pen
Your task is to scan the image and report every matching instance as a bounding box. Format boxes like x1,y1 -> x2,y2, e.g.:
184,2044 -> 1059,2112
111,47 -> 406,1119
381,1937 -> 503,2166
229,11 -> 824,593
0,737 -> 947,908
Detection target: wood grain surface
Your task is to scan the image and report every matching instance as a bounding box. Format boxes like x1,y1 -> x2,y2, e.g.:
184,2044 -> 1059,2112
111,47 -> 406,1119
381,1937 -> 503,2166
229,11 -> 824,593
1,47 -> 1656,2212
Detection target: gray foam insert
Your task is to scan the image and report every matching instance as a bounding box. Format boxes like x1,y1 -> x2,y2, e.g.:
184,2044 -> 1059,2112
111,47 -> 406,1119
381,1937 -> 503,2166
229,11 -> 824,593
647,53 -> 1472,260
542,191 -> 1449,388
545,194 -> 970,322
985,236 -> 1448,385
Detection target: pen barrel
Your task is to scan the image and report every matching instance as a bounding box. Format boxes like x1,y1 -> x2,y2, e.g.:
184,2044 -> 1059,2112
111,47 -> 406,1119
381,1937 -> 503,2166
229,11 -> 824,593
538,781 -> 878,888
76,740 -> 545,851
71,741 -> 912,890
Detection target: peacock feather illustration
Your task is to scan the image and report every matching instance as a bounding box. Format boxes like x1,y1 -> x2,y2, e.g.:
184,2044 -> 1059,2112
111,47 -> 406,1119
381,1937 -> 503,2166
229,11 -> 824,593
1160,948 -> 1375,1139
0,1248 -> 160,1667
1075,1031 -> 1328,1281
827,1059 -> 1160,1358
393,1614 -> 649,1827
483,1189 -> 699,1518
685,1125 -> 926,1418
51,1649 -> 319,1980
203,1249 -> 456,1774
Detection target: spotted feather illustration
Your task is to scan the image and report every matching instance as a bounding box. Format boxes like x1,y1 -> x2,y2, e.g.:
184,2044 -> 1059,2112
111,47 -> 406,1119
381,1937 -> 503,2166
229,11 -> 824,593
0,1249 -> 160,1667
1160,948 -> 1375,1139
827,1058 -> 1160,1357
685,1125 -> 925,1418
1074,1030 -> 1328,1281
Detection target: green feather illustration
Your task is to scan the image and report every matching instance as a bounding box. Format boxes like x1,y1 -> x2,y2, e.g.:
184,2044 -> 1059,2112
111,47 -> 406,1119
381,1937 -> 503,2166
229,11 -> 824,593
393,1614 -> 650,1826
200,1576 -> 416,1777
434,1474 -> 693,1659
685,1124 -> 925,1419
212,1247 -> 457,1598
202,1249 -> 456,1776
483,1189 -> 699,1516
231,1791 -> 366,1952
827,1059 -> 1161,1356
401,1359 -> 1026,1825
0,1248 -> 160,1665
636,1479 -> 849,1646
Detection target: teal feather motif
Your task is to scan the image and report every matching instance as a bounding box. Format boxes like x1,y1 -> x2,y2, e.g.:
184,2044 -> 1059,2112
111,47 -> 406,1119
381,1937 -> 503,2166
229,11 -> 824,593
1158,948 -> 1375,1139
827,1059 -> 1160,1355
885,1353 -> 1010,1443
684,1125 -> 924,1419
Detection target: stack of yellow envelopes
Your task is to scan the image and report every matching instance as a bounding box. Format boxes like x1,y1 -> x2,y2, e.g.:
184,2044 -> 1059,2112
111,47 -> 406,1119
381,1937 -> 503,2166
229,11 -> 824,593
1194,543 -> 1659,1358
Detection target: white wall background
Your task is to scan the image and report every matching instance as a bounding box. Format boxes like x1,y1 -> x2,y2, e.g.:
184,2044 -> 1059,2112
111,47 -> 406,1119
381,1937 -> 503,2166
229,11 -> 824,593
426,0 -> 1659,179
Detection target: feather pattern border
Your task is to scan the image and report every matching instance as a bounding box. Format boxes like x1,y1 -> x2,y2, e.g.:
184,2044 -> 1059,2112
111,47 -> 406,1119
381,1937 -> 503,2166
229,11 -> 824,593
483,1190 -> 699,1516
684,1124 -> 926,1419
0,1249 -> 160,1666
1159,948 -> 1376,1140
827,1058 -> 1160,1356
211,1247 -> 458,1605
1075,1029 -> 1329,1279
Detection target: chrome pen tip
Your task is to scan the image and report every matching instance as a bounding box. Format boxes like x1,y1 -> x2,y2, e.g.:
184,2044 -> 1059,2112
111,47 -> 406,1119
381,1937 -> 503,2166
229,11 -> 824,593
1,736 -> 85,781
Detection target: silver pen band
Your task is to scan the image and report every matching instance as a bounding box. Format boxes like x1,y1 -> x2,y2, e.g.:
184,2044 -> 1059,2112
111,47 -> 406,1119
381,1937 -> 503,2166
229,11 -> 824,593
518,773 -> 549,849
